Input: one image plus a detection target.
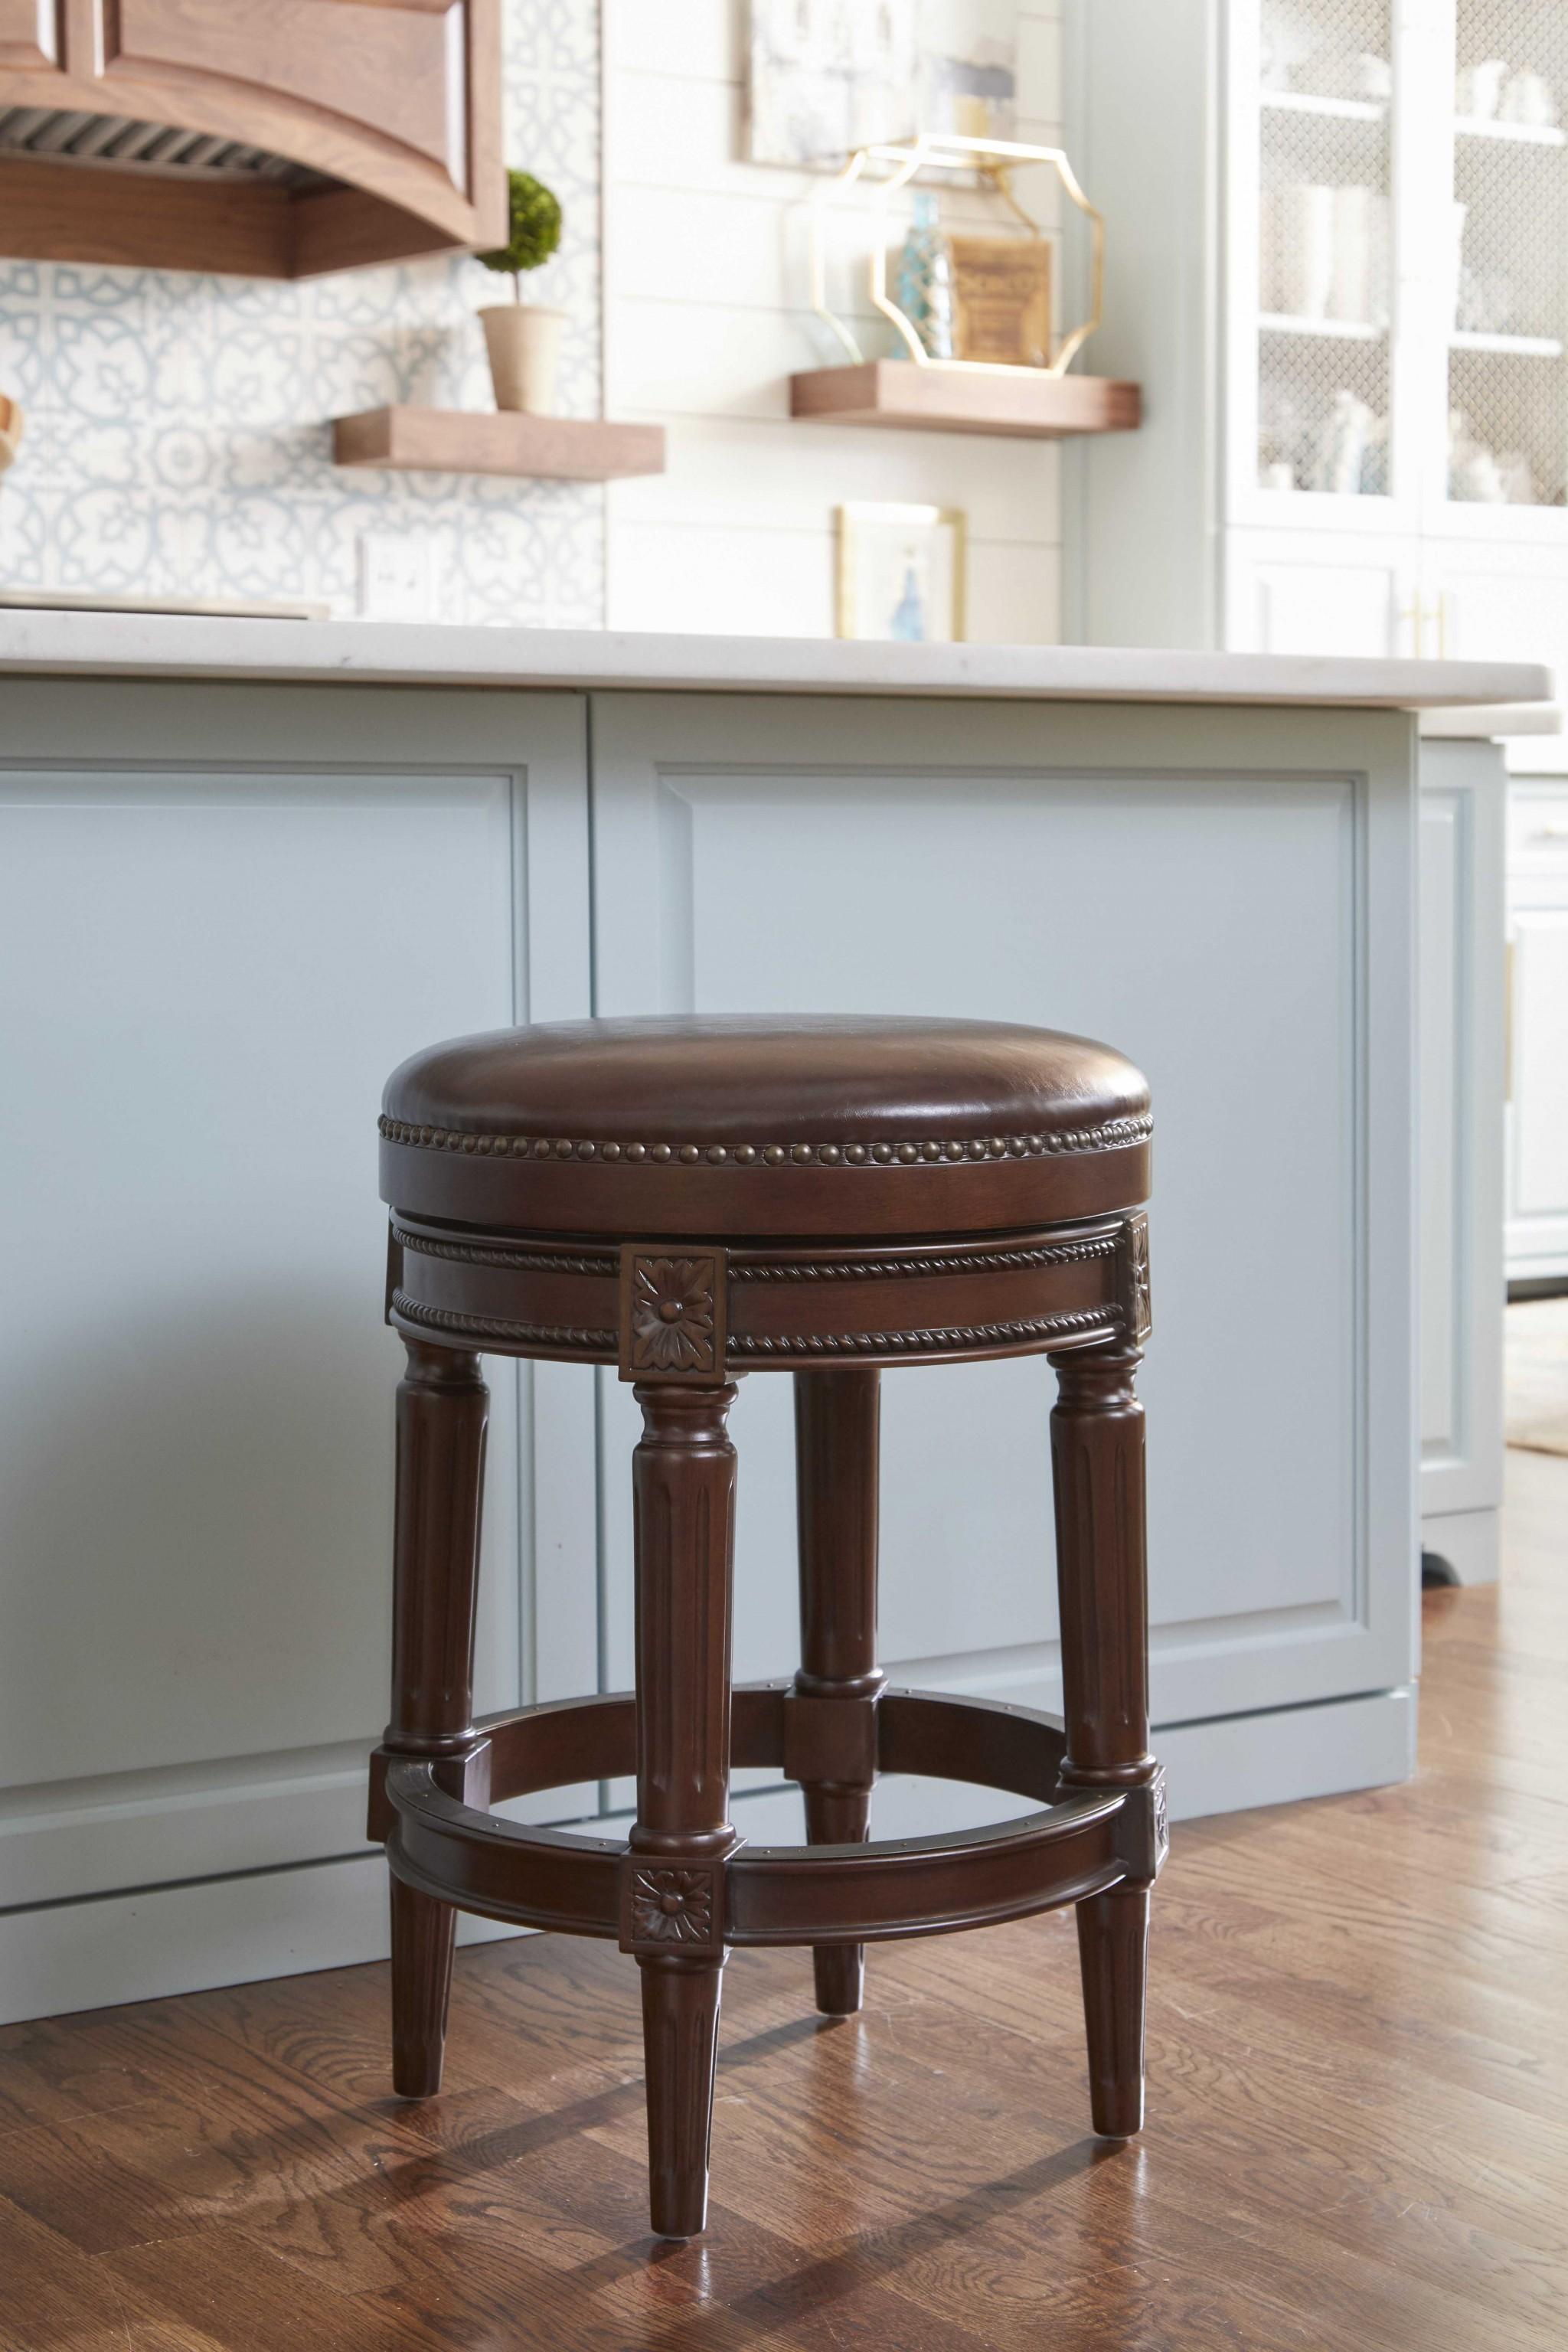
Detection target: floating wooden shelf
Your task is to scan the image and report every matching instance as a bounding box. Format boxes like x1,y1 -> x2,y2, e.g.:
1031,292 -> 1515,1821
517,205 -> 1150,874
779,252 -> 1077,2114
789,361 -> 1142,439
332,408 -> 667,482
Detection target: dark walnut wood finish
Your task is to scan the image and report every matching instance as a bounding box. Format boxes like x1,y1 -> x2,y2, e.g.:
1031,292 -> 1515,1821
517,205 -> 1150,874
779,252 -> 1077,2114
370,1014 -> 1164,2239
625,1381 -> 740,2240
793,1367 -> 884,2017
377,1341 -> 490,2102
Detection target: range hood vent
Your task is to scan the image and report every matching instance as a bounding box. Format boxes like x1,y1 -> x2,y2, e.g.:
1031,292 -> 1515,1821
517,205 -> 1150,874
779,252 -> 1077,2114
0,107 -> 328,189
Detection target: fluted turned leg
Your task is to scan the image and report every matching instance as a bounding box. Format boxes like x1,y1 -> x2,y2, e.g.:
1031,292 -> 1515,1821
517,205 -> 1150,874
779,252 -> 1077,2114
628,1381 -> 739,2240
792,1367 -> 882,2017
381,1339 -> 488,2099
1049,1341 -> 1156,2140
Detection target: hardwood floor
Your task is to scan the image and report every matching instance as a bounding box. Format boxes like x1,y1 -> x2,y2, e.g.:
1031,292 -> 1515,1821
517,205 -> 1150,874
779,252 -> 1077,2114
3,1450 -> 1565,2350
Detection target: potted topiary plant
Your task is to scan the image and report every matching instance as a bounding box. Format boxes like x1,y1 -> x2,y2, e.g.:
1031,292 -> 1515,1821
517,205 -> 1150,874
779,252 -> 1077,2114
475,169 -> 565,416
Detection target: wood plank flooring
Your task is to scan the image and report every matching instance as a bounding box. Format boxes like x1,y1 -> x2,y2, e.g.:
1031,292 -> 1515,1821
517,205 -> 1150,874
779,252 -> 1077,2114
3,1449 -> 1565,2350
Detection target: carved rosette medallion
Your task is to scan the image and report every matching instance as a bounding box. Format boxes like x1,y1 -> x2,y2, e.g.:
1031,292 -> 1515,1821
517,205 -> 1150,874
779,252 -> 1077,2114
621,1861 -> 724,1955
1121,1211 -> 1152,1342
1113,1763 -> 1168,1884
619,1247 -> 727,1383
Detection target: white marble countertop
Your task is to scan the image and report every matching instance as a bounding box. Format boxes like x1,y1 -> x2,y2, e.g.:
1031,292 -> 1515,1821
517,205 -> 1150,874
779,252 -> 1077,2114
0,610 -> 1552,710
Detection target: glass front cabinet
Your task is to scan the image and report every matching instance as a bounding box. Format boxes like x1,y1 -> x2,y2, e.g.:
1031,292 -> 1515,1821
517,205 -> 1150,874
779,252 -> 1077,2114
1223,0 -> 1568,661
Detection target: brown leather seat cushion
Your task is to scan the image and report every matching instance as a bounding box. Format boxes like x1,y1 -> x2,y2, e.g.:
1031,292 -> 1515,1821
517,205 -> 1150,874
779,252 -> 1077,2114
380,1014 -> 1151,1239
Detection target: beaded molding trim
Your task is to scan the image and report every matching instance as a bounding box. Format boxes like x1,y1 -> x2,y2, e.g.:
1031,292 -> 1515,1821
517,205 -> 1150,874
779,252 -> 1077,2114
389,1292 -> 1116,1361
732,1238 -> 1116,1285
730,1308 -> 1116,1359
389,1227 -> 1113,1285
390,1228 -> 1117,1288
390,1292 -> 616,1352
391,1227 -> 616,1277
378,1112 -> 1152,1168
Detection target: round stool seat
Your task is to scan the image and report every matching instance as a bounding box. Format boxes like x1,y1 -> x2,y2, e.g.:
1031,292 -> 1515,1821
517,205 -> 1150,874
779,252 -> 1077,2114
380,1013 -> 1151,1240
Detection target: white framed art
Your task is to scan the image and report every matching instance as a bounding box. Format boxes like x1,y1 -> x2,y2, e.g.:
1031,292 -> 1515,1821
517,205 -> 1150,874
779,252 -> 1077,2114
835,501 -> 967,642
748,2 -> 1015,167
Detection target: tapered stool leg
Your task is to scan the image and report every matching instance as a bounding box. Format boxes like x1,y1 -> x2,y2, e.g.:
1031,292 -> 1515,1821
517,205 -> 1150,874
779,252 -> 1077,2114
1048,1341 -> 1157,2139
793,1367 -> 882,2016
381,1339 -> 488,2099
628,1381 -> 739,2240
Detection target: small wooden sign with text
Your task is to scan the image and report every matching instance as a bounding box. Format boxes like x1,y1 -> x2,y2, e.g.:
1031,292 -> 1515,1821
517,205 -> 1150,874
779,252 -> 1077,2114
951,237 -> 1053,368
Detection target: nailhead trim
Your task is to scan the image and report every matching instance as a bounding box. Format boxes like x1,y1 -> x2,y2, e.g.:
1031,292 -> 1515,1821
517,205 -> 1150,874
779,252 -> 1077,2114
379,1112 -> 1152,1167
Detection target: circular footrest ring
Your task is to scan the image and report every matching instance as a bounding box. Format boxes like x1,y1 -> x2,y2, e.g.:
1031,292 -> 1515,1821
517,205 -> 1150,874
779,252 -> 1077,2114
380,1684 -> 1165,1953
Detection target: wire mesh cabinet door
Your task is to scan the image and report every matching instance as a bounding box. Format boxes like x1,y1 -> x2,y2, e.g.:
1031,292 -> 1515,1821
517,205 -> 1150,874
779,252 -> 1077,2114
1444,0 -> 1568,521
1223,0 -> 1410,533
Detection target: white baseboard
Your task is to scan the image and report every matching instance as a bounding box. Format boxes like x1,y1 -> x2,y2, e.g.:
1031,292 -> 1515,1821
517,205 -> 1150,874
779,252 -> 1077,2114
0,1744 -> 598,1911
1155,1683 -> 1416,1818
1421,1506 -> 1501,1586
0,1742 -> 372,1910
0,1686 -> 1416,2028
0,1852 -> 526,2030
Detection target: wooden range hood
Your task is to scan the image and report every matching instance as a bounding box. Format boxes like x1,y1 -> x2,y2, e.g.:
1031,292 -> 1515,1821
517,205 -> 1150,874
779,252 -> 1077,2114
0,1 -> 505,276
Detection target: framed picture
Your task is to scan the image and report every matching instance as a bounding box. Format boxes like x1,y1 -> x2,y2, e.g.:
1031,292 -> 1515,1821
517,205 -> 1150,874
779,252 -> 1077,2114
835,502 -> 967,642
747,1 -> 1015,167
748,0 -> 916,165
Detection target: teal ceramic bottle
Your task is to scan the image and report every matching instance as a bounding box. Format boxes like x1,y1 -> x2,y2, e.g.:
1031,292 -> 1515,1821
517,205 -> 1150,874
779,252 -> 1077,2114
895,191 -> 954,358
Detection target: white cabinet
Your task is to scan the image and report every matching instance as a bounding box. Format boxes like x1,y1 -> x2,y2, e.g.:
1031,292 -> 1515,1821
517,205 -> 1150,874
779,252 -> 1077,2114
1505,779 -> 1568,1280
1422,547 -> 1568,672
1236,0 -> 1406,525
1067,0 -> 1568,659
1226,529 -> 1417,654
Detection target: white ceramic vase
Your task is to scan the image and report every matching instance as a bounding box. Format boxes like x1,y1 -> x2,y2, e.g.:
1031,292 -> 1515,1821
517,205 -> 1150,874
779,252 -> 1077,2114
479,303 -> 565,416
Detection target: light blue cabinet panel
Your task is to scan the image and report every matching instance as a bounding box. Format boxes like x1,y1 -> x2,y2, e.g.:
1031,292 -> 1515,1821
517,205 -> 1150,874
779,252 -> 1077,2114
1,769 -> 518,1777
0,684 -> 593,1958
590,693 -> 1418,1756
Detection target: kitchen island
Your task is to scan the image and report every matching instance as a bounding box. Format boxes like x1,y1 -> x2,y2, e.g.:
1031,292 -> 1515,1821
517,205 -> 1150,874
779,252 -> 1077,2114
0,615 -> 1547,2021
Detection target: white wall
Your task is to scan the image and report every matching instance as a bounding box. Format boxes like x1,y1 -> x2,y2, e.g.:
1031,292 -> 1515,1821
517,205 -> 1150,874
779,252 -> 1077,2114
602,0 -> 1066,642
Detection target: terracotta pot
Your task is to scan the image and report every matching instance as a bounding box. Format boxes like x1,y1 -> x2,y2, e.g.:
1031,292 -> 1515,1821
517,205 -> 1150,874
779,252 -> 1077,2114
0,392 -> 24,474
479,303 -> 565,415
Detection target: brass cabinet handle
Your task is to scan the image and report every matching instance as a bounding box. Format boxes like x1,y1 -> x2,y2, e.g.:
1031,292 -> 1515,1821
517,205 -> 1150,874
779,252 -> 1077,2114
1398,594 -> 1426,657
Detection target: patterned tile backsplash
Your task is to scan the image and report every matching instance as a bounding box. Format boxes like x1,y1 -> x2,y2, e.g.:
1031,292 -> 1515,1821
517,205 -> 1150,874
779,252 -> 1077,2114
0,1 -> 604,627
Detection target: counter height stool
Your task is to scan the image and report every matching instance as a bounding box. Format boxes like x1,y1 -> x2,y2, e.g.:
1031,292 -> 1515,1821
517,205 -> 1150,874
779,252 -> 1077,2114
369,1014 -> 1165,2239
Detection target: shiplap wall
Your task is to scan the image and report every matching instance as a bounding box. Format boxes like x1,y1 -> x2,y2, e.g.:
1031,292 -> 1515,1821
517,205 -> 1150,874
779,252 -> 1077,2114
602,1 -> 1066,641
